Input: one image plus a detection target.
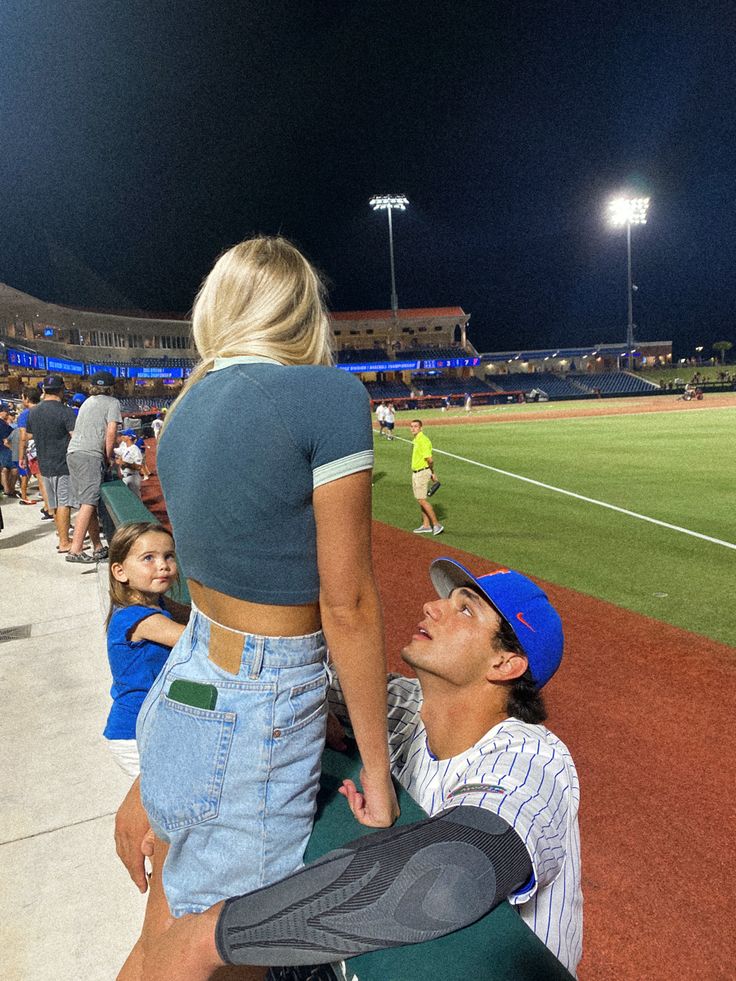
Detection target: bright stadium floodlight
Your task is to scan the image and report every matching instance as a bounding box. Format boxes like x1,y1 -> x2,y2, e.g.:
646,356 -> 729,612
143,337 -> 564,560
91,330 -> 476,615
370,194 -> 409,314
608,195 -> 651,367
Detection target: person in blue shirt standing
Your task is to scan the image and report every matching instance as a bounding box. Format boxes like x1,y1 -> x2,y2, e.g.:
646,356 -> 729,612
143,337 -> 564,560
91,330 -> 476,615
104,521 -> 185,777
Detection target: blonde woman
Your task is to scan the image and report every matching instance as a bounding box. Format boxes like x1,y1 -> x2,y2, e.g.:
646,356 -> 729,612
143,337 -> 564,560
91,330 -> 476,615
116,237 -> 398,980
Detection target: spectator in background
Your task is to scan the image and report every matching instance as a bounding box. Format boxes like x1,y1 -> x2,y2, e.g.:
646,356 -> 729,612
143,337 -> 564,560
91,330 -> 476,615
115,429 -> 144,498
0,403 -> 15,497
0,404 -> 18,498
65,370 -> 122,564
23,377 -> 77,552
16,388 -> 43,506
7,406 -> 23,497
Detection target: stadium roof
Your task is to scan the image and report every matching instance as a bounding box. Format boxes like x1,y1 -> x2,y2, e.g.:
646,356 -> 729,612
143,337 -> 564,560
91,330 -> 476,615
480,341 -> 670,362
330,307 -> 468,321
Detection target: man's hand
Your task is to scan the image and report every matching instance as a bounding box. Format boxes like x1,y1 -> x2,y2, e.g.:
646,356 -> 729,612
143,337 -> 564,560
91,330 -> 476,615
325,712 -> 347,751
339,768 -> 400,828
114,777 -> 153,893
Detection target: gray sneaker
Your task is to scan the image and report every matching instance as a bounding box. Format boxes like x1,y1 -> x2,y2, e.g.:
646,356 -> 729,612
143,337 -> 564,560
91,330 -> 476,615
413,526 -> 433,534
92,546 -> 109,560
432,524 -> 444,536
65,551 -> 94,564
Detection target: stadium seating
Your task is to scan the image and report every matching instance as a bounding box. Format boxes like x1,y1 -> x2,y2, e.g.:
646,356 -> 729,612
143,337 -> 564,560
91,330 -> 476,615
337,348 -> 388,364
485,372 -> 583,397
401,346 -> 466,359
417,376 -> 492,395
363,380 -> 411,400
570,371 -> 660,394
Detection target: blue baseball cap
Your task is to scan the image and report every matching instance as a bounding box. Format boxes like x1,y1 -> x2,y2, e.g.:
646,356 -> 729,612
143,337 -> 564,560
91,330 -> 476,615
120,428 -> 137,437
70,393 -> 87,406
429,558 -> 564,688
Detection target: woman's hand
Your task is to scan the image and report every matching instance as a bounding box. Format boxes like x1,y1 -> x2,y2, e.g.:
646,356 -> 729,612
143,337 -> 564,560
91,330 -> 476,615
339,768 -> 400,828
114,777 -> 153,893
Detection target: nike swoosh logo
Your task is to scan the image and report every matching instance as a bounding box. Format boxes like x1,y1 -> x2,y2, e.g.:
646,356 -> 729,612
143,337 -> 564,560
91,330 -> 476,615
516,612 -> 536,631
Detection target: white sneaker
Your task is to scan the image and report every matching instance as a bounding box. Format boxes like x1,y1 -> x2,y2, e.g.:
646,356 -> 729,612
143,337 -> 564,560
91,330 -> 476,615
432,524 -> 444,536
413,526 -> 433,534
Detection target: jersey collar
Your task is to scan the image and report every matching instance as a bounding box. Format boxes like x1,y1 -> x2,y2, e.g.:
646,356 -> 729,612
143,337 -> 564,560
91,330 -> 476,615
209,355 -> 284,372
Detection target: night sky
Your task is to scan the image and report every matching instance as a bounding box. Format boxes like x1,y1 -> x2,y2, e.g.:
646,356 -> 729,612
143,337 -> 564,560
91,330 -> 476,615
1,0 -> 735,357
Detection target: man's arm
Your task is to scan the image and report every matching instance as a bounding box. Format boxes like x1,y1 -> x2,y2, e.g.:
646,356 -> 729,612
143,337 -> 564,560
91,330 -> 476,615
104,420 -> 118,464
214,805 -> 531,966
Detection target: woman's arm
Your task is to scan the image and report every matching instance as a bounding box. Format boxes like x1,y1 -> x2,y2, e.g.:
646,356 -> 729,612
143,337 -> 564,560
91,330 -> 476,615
130,614 -> 185,648
313,469 -> 399,828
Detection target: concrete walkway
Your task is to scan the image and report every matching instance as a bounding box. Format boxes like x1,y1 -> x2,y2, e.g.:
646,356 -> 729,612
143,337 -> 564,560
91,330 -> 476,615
0,496 -> 146,980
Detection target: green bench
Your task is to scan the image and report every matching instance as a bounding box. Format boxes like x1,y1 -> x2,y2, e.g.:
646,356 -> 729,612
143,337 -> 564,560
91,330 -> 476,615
99,480 -> 191,606
100,480 -> 574,980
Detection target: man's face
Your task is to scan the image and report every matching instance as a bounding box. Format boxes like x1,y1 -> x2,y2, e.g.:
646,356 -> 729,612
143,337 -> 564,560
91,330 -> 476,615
410,421 -> 421,437
402,587 -> 506,687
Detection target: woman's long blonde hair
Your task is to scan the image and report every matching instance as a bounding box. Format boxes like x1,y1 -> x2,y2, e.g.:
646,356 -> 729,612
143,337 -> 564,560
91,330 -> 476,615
164,236 -> 334,429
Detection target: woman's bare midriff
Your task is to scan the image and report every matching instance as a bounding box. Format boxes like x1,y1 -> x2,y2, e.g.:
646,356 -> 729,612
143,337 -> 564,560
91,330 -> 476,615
188,580 -> 322,636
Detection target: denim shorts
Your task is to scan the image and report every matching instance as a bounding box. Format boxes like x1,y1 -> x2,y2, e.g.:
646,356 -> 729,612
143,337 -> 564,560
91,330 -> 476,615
136,604 -> 328,917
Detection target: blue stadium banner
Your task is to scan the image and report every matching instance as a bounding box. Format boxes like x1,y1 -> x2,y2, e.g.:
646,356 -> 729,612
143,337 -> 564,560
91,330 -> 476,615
7,348 -> 46,370
339,360 -> 420,373
46,356 -> 85,376
127,366 -> 184,379
87,363 -> 121,378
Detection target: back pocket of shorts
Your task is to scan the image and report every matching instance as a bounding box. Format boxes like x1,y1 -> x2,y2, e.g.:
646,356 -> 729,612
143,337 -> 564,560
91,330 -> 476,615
140,695 -> 235,833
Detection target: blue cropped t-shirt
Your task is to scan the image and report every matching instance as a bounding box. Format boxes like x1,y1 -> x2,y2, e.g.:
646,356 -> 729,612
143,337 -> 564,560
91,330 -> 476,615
156,358 -> 374,605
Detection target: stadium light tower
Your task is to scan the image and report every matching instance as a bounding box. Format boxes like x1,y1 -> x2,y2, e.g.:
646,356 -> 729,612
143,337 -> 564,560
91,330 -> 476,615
608,196 -> 650,368
369,194 -> 408,315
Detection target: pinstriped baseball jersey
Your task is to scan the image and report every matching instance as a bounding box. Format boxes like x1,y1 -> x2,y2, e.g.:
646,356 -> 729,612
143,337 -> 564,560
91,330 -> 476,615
328,673 -> 583,975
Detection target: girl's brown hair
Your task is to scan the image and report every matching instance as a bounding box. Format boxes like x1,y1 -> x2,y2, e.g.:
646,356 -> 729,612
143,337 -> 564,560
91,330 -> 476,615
105,522 -> 177,629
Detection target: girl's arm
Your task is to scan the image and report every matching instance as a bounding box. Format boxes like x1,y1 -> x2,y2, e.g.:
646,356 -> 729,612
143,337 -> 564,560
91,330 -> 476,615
313,469 -> 399,829
130,614 -> 185,648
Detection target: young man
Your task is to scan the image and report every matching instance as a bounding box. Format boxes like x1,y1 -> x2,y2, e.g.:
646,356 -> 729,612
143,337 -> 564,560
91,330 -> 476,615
23,377 -> 77,551
116,560 -> 582,980
65,370 -> 122,563
409,419 -> 442,535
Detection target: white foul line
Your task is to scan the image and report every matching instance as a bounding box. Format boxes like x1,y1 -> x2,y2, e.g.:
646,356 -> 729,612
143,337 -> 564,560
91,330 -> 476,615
387,432 -> 736,551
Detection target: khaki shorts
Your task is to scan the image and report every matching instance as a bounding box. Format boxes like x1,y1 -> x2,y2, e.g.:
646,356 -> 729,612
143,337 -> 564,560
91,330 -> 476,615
412,468 -> 432,499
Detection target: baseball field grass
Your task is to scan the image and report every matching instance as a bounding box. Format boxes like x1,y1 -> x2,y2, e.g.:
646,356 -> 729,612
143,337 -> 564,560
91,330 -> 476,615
371,398 -> 736,647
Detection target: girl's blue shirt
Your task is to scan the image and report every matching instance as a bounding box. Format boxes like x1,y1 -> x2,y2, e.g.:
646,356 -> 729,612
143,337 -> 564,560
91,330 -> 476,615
104,603 -> 174,740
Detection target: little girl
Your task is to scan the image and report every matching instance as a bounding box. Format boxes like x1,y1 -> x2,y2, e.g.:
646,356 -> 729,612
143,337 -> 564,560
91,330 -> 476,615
103,521 -> 185,777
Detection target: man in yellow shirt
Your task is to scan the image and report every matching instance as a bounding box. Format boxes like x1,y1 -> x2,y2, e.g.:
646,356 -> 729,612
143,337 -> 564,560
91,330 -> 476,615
410,419 -> 443,535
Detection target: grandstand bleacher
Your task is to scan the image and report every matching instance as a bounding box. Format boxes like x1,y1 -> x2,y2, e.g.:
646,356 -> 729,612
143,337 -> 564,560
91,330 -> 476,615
337,348 -> 388,364
486,372 -> 587,398
570,371 -> 659,395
